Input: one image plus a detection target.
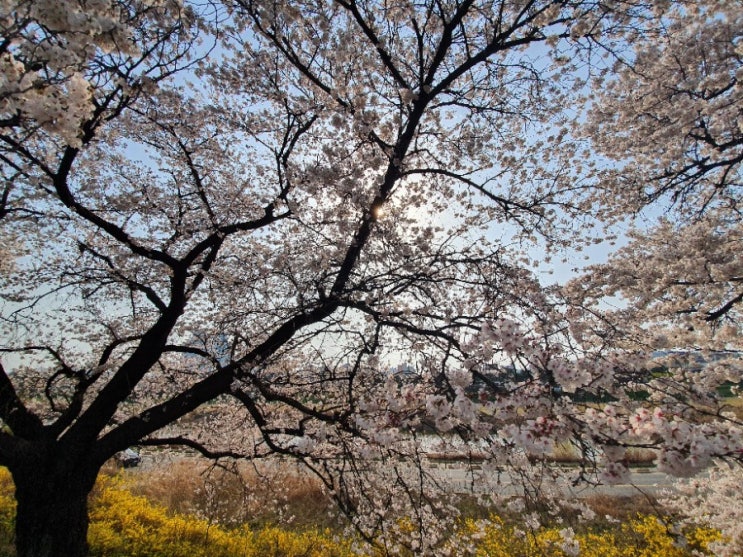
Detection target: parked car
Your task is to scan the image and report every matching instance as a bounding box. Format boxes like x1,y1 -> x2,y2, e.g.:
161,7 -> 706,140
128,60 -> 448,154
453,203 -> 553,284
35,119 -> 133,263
115,448 -> 141,468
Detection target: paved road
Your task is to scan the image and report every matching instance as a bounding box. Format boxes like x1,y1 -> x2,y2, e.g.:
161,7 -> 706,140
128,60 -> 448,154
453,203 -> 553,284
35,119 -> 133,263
133,450 -> 682,498
426,464 -> 679,498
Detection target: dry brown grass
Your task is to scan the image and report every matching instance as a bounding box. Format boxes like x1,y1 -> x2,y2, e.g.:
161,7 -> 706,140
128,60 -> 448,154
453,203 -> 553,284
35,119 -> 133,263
549,443 -> 656,467
584,493 -> 663,521
624,447 -> 656,466
107,443 -> 678,536
121,457 -> 341,530
719,396 -> 743,420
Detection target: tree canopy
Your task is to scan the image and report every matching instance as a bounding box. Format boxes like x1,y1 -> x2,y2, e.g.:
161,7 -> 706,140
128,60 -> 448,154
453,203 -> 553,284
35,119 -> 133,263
0,1 -> 741,555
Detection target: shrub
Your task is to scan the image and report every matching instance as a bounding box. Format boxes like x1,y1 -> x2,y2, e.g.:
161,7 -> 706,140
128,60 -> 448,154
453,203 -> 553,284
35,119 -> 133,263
454,513 -> 721,557
88,474 -> 356,557
0,469 -> 14,556
123,458 -> 338,530
0,466 -> 725,557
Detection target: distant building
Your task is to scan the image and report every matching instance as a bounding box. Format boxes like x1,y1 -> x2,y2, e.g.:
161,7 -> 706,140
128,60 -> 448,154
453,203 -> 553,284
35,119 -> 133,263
391,363 -> 419,383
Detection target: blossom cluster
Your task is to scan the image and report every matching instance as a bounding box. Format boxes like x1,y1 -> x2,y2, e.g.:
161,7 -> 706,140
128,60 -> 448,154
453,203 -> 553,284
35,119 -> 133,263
0,0 -> 140,145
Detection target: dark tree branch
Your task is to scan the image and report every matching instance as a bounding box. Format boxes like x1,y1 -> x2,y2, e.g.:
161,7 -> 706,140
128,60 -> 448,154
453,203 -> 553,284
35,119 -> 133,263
0,361 -> 42,440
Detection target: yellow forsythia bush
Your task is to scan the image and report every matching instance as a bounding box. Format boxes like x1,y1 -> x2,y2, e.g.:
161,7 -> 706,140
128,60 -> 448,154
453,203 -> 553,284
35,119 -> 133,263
88,474 -> 355,557
456,514 -> 721,557
0,467 -> 725,556
0,468 -> 15,556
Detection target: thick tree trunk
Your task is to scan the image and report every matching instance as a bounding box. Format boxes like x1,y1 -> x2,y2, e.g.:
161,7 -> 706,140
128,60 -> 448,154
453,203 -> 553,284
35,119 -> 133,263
11,458 -> 99,557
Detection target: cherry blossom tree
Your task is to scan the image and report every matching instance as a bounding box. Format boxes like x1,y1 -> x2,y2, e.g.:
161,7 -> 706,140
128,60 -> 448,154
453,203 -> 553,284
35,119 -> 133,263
568,2 -> 743,553
584,0 -> 742,215
664,462 -> 743,557
0,0 -> 741,556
